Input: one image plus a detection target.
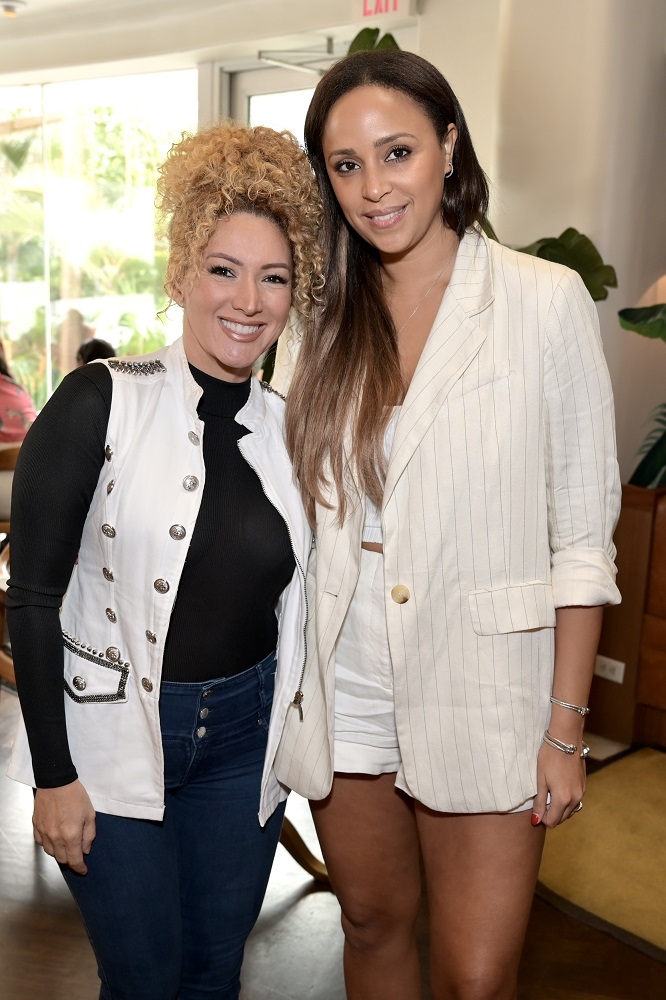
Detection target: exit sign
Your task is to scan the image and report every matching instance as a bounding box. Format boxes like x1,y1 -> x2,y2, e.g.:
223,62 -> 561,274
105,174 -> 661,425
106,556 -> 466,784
355,0 -> 419,16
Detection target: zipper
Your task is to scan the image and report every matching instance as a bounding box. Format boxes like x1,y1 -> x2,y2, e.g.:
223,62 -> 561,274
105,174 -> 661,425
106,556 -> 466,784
237,436 -> 309,723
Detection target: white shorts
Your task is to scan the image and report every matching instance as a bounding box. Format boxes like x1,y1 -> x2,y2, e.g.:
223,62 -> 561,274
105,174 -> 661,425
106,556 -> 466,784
333,548 -> 401,774
333,548 -> 534,814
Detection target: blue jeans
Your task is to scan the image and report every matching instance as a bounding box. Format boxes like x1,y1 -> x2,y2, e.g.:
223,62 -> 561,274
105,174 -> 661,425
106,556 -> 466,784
61,650 -> 285,1000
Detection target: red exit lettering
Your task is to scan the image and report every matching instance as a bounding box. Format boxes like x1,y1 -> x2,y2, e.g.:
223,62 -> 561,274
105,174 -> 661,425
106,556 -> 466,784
364,0 -> 400,15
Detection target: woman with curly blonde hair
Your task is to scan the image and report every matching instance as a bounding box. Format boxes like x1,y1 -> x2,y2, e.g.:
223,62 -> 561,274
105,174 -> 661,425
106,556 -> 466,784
7,121 -> 322,1000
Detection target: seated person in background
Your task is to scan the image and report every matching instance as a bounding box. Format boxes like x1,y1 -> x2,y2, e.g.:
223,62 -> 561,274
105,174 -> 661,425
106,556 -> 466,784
0,345 -> 37,443
75,338 -> 116,366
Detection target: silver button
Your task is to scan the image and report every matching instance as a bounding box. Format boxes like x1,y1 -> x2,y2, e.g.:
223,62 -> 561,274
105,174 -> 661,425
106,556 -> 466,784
105,646 -> 120,662
101,524 -> 116,538
196,726 -> 206,738
202,689 -> 211,699
182,475 -> 199,492
106,479 -> 115,494
199,707 -> 209,719
154,578 -> 170,594
145,630 -> 157,644
142,677 -> 153,693
105,445 -> 113,461
106,608 -> 117,623
103,567 -> 114,582
188,431 -> 200,446
169,524 -> 186,540
72,676 -> 86,691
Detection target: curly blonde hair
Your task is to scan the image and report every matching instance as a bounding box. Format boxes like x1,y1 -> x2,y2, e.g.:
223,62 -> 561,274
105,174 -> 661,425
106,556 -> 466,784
156,120 -> 323,319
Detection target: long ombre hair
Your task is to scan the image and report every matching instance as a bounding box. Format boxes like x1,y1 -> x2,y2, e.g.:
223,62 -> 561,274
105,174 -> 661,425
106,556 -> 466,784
285,51 -> 489,525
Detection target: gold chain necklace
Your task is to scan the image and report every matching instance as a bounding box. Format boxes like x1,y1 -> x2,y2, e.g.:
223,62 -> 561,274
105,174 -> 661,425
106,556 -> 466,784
394,239 -> 459,336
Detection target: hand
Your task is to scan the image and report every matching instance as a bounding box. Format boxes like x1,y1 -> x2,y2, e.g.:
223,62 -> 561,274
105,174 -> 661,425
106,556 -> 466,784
33,781 -> 97,874
532,741 -> 586,828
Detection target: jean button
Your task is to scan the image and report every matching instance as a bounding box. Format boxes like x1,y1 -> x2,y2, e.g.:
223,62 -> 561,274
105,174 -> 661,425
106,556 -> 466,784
199,707 -> 209,719
202,689 -> 211,699
196,726 -> 206,738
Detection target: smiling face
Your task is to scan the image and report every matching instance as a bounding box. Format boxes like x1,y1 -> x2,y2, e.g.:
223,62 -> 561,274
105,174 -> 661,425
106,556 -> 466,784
180,211 -> 293,382
322,85 -> 456,262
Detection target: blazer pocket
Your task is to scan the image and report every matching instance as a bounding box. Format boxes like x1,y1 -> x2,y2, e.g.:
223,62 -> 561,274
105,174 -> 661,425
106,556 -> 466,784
62,630 -> 130,703
468,582 -> 556,635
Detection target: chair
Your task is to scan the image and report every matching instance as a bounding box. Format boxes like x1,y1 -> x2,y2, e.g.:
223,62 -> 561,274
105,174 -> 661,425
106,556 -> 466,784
0,541 -> 13,685
0,443 -> 21,535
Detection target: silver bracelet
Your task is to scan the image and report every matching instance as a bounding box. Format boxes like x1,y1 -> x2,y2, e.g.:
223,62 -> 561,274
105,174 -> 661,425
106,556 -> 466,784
543,729 -> 590,758
550,696 -> 590,717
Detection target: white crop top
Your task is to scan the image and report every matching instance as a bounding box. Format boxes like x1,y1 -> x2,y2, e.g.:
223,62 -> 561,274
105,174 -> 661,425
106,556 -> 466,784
362,407 -> 400,544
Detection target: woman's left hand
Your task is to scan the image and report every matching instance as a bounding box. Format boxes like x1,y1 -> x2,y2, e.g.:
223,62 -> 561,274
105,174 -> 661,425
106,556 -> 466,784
532,741 -> 586,828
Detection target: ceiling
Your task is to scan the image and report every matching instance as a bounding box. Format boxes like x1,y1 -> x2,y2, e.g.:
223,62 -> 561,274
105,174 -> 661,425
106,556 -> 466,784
0,1 -> 417,85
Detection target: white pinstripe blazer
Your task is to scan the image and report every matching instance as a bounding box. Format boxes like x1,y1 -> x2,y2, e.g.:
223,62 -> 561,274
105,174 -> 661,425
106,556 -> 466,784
274,227 -> 621,813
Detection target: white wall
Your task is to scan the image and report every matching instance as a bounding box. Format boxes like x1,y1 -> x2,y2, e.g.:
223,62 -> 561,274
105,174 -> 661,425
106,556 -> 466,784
417,0 -> 503,186
494,0 -> 666,480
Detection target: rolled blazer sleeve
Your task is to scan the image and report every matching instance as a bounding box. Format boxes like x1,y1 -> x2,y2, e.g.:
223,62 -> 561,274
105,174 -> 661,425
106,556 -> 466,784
543,269 -> 622,607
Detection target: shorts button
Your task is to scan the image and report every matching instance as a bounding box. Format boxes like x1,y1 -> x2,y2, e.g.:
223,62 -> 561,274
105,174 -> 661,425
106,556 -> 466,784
199,707 -> 209,719
196,726 -> 206,738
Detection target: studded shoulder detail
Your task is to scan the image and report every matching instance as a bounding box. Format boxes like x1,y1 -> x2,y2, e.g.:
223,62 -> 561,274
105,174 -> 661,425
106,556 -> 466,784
260,381 -> 286,402
108,359 -> 167,376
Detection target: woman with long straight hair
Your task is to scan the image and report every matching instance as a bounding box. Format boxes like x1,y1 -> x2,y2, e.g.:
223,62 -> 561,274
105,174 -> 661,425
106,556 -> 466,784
276,50 -> 621,999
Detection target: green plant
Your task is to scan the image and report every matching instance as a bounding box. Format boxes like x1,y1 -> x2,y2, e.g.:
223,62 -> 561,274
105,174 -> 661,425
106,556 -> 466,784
619,304 -> 666,487
347,28 -> 400,53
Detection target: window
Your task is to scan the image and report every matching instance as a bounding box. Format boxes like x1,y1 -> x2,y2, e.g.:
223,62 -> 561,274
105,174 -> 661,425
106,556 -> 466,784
0,69 -> 197,406
230,66 -> 316,145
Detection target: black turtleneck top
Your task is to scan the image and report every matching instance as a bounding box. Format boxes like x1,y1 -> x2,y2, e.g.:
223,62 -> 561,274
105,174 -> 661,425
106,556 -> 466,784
6,361 -> 295,788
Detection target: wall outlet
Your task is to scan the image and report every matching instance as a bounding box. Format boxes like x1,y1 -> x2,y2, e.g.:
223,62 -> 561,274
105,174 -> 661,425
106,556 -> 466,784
594,654 -> 625,684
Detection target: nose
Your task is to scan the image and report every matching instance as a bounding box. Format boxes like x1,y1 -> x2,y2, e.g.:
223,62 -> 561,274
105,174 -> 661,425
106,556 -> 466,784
362,162 -> 391,202
232,274 -> 262,315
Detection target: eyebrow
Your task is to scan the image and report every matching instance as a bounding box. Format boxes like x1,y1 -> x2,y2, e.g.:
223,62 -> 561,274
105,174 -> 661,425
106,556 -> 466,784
328,132 -> 418,157
207,252 -> 291,270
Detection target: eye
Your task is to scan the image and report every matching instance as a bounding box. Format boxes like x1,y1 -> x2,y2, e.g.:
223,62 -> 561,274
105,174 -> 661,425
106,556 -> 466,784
333,159 -> 359,174
208,265 -> 235,277
386,145 -> 411,162
263,273 -> 290,285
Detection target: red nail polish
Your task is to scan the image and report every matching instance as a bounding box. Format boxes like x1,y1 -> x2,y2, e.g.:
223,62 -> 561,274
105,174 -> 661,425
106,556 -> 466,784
531,813 -> 541,826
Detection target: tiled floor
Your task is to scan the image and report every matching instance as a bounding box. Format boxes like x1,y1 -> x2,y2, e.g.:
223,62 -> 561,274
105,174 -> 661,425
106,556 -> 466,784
1,681 -> 665,999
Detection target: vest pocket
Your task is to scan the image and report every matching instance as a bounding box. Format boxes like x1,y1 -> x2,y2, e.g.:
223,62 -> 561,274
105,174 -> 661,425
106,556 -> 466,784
62,631 -> 130,703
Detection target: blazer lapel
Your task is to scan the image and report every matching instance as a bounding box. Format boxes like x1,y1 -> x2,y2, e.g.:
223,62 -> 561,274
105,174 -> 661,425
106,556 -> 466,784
383,228 -> 494,508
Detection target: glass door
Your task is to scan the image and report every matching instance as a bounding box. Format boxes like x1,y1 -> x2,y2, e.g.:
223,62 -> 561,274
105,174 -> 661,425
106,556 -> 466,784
230,67 -> 316,144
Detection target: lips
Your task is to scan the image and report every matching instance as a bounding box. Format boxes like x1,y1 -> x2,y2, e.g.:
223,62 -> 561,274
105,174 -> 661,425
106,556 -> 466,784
364,205 -> 407,229
218,318 -> 266,340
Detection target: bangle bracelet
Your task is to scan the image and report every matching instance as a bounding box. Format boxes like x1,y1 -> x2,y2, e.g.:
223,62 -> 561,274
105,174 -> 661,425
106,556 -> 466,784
550,696 -> 590,717
543,729 -> 590,759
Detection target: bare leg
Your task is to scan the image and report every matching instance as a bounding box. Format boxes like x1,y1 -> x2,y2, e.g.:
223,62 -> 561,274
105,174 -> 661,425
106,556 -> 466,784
311,773 -> 422,1000
416,806 -> 546,1000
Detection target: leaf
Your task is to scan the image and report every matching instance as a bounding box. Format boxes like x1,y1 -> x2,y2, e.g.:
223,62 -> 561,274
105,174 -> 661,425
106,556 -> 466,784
618,304 -> 666,343
629,428 -> 666,488
375,33 -> 400,51
516,228 -> 617,302
347,28 -> 380,53
347,28 -> 400,53
481,218 -> 501,242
